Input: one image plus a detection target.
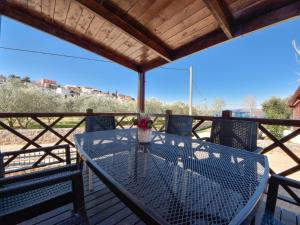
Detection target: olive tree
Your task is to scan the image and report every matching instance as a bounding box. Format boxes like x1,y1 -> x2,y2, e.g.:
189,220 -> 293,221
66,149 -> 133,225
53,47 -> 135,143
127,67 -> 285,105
262,97 -> 292,138
0,80 -> 61,127
145,98 -> 166,114
70,94 -> 136,113
0,78 -> 210,129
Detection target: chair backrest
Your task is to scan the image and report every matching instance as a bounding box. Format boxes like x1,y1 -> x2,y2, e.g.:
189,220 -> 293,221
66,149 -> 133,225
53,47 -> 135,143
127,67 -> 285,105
85,115 -> 116,132
166,115 -> 193,136
210,119 -> 258,151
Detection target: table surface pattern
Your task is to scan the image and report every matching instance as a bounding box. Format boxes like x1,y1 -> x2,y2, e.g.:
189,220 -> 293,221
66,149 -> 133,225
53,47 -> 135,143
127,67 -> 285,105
75,129 -> 269,225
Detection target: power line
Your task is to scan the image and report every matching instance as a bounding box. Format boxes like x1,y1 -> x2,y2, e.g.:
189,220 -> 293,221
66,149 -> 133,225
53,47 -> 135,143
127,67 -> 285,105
0,46 -> 114,63
193,81 -> 201,93
159,66 -> 189,71
192,74 -> 204,100
0,45 -> 192,71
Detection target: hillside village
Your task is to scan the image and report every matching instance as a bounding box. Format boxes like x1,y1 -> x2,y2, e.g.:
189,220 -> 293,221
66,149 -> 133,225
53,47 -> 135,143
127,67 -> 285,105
0,74 -> 135,101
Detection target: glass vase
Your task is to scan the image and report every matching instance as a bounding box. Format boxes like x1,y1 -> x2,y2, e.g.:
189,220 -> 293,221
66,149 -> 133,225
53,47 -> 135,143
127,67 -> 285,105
137,128 -> 152,143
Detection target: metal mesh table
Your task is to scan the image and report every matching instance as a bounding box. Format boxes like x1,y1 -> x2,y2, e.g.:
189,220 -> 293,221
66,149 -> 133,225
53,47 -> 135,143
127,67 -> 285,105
75,129 -> 269,225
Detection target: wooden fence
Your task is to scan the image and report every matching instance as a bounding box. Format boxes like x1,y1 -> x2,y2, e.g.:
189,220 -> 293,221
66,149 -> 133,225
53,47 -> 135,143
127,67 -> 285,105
0,110 -> 299,205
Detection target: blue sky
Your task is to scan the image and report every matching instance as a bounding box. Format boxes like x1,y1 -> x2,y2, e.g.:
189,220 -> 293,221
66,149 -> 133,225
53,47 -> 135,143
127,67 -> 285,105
0,15 -> 300,109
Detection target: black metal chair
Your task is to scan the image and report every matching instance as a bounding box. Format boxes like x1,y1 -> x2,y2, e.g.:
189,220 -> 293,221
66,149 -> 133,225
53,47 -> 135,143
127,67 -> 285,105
85,115 -> 116,190
85,115 -> 116,132
0,145 -> 88,225
261,174 -> 300,225
0,145 -> 72,177
202,119 -> 262,153
166,115 -> 193,137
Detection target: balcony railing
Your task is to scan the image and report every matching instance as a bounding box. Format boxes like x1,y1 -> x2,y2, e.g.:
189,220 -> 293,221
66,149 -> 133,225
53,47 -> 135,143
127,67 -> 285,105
0,110 -> 299,207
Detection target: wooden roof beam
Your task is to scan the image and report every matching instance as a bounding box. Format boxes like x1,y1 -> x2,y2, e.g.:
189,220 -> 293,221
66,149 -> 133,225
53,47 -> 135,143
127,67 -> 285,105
234,0 -> 300,36
142,0 -> 300,71
0,1 -> 141,72
203,0 -> 233,39
76,0 -> 173,62
142,30 -> 227,72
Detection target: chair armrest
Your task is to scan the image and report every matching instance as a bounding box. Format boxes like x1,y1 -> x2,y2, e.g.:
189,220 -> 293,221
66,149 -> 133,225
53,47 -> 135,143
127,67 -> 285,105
1,145 -> 71,176
1,144 -> 69,157
0,164 -> 78,186
0,169 -> 82,197
1,144 -> 71,164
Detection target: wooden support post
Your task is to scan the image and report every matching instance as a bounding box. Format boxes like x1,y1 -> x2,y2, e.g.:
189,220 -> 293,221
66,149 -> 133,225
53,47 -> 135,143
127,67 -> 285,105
222,110 -> 232,119
138,71 -> 145,113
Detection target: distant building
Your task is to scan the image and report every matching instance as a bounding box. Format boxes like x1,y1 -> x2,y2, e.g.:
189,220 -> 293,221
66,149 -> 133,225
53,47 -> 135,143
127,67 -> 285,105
288,86 -> 300,119
64,85 -> 81,94
91,89 -> 101,94
117,93 -> 134,101
39,79 -> 57,89
232,109 -> 250,118
231,109 -> 264,118
56,87 -> 71,96
98,92 -> 111,97
80,86 -> 103,95
80,86 -> 94,94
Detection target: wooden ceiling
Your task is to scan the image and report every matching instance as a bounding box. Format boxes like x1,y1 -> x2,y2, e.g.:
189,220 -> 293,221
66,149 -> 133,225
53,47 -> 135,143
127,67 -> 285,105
0,0 -> 299,72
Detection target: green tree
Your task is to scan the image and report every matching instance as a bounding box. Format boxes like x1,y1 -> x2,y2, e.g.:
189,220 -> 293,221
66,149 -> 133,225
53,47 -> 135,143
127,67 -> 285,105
262,97 -> 292,138
0,80 -> 61,127
145,98 -> 165,114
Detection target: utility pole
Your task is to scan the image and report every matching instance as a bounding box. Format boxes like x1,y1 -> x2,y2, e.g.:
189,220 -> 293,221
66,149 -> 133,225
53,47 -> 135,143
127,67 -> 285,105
189,66 -> 193,115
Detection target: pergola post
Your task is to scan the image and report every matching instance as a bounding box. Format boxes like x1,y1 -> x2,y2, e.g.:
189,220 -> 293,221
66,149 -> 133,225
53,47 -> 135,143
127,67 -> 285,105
138,71 -> 145,113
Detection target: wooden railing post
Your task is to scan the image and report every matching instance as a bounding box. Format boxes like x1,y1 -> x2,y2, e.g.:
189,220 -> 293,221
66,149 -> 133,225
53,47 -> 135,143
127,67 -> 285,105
86,108 -> 93,115
165,110 -> 172,116
222,110 -> 232,119
165,110 -> 172,130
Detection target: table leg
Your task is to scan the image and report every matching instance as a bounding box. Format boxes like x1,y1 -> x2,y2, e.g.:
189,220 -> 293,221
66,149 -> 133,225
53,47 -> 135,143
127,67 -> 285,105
251,216 -> 256,225
89,168 -> 93,191
83,161 -> 87,172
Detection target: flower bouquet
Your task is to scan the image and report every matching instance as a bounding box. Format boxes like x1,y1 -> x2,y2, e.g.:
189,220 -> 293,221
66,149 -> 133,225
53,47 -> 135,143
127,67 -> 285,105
133,115 -> 153,143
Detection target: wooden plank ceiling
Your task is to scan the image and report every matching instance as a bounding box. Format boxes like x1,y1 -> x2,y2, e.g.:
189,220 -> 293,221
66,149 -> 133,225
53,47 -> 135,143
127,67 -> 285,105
0,0 -> 300,72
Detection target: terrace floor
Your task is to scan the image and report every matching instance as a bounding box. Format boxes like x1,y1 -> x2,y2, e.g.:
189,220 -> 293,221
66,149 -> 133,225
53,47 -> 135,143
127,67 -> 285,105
18,169 -> 299,225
